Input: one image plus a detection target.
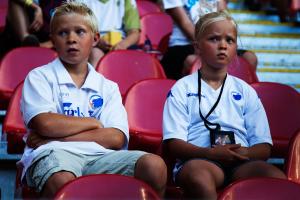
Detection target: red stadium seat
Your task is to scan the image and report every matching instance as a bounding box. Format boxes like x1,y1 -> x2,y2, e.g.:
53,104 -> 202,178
0,0 -> 7,31
286,130 -> 300,184
190,56 -> 258,84
218,177 -> 300,200
136,0 -> 161,17
138,12 -> 173,54
96,50 -> 166,99
0,47 -> 57,109
124,79 -> 175,153
2,82 -> 26,154
251,82 -> 300,158
54,174 -> 160,200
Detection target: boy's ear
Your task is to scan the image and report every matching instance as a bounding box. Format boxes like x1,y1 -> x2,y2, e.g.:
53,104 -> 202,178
93,32 -> 100,47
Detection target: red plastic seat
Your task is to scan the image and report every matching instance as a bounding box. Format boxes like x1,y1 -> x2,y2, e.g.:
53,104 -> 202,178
96,50 -> 166,99
124,79 -> 175,153
286,130 -> 300,184
190,56 -> 258,84
2,82 -> 26,154
138,12 -> 173,54
136,0 -> 161,17
0,0 -> 7,31
218,177 -> 300,200
0,47 -> 57,109
54,174 -> 160,200
251,82 -> 300,158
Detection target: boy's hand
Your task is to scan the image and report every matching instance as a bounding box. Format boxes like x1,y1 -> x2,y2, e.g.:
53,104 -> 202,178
208,144 -> 249,165
27,131 -> 51,149
112,40 -> 129,50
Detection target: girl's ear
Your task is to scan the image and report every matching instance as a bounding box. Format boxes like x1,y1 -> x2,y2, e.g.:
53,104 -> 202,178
93,32 -> 100,47
193,41 -> 201,55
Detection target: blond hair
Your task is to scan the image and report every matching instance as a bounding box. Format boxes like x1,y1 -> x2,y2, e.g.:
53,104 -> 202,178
50,1 -> 98,34
195,10 -> 237,41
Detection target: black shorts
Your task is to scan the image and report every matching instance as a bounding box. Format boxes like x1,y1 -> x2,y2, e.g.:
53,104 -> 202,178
160,45 -> 194,80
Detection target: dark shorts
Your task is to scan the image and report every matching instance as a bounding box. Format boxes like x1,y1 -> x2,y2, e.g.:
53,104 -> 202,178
175,158 -> 250,186
160,45 -> 195,80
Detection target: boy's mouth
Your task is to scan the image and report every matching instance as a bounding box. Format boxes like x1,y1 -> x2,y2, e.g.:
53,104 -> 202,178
67,48 -> 79,53
217,53 -> 227,58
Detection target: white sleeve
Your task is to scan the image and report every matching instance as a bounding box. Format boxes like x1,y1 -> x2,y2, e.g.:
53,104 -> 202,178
21,69 -> 57,126
162,0 -> 184,9
163,83 -> 190,141
244,87 -> 272,146
97,84 -> 129,148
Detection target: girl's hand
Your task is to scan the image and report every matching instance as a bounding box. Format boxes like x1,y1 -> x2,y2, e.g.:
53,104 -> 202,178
208,144 -> 249,165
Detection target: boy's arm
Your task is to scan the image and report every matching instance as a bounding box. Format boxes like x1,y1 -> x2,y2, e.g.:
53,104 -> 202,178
27,127 -> 125,150
166,6 -> 195,41
28,112 -> 102,138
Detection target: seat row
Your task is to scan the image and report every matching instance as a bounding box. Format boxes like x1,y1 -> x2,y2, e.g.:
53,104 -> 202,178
1,47 -> 300,199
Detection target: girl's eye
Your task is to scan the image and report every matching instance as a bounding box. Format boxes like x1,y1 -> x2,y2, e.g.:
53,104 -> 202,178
227,37 -> 235,44
58,31 -> 67,37
209,37 -> 218,42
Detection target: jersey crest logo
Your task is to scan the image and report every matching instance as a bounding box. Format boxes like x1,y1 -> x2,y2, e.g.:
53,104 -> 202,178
89,94 -> 103,110
231,92 -> 242,101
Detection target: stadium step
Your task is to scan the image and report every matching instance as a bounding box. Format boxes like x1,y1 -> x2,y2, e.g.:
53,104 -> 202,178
228,1 -> 300,92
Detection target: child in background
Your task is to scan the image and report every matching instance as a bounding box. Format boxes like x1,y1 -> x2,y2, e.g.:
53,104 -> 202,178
20,2 -> 166,198
162,11 -> 286,199
160,0 -> 257,80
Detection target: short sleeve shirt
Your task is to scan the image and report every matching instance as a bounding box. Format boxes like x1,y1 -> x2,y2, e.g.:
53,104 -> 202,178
163,72 -> 272,148
20,58 -> 129,176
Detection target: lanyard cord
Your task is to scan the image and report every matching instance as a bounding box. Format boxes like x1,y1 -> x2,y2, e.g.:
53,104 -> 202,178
197,70 -> 227,131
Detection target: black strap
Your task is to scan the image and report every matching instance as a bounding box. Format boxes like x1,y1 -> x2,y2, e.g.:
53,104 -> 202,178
198,70 -> 227,131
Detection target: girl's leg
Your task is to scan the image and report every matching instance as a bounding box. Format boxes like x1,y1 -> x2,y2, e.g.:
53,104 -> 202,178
232,160 -> 287,181
177,160 -> 225,199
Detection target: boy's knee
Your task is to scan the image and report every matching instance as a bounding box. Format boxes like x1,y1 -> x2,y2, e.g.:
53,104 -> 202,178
42,171 -> 76,197
136,154 -> 167,178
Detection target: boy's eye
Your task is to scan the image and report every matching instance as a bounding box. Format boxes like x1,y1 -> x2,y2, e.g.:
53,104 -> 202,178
76,29 -> 86,35
208,37 -> 218,42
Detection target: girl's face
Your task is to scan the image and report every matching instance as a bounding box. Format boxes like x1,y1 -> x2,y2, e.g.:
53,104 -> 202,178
196,19 -> 237,70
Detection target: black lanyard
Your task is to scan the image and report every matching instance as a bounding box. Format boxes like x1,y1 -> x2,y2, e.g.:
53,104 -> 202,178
197,70 -> 227,131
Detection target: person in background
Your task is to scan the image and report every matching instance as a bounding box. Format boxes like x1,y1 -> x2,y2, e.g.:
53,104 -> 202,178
20,2 -> 166,198
162,10 -> 286,199
160,0 -> 258,80
78,0 -> 141,66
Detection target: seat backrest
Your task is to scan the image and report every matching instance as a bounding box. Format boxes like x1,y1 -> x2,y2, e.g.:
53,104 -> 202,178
2,82 -> 26,153
286,130 -> 300,184
189,56 -> 258,84
228,56 -> 258,84
138,12 -> 173,51
54,174 -> 160,200
124,79 -> 175,152
218,177 -> 300,200
251,82 -> 300,158
0,47 -> 57,106
96,50 -> 166,98
136,0 -> 161,17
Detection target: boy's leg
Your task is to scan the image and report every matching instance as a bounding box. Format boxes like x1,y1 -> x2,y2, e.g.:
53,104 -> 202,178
231,160 -> 287,181
84,150 -> 167,197
26,149 -> 85,198
134,154 -> 167,197
176,159 -> 225,199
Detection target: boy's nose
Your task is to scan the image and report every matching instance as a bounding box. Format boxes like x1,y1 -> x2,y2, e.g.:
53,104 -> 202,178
219,40 -> 227,49
67,32 -> 77,43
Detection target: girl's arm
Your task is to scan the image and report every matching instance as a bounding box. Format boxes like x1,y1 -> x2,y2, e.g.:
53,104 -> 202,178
233,143 -> 272,161
164,139 -> 249,164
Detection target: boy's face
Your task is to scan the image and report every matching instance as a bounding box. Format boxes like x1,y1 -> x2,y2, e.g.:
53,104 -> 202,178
51,13 -> 99,66
195,20 -> 237,70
